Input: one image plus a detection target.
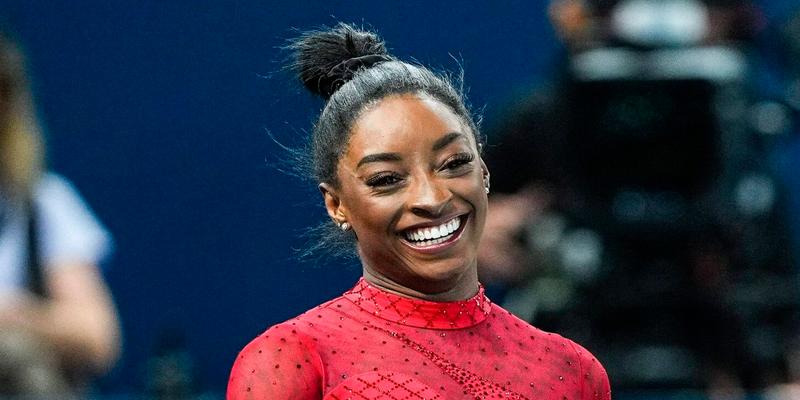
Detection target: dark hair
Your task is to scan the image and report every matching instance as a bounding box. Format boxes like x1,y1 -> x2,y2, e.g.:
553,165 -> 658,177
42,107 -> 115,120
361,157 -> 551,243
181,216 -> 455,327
287,23 -> 482,259
289,22 -> 482,188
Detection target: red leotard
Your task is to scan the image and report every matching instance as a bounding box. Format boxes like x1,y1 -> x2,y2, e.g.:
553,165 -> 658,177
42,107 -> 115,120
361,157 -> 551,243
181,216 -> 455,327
228,278 -> 611,400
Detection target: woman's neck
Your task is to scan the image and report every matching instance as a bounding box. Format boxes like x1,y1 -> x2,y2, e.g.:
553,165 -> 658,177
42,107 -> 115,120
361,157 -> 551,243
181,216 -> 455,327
361,268 -> 479,302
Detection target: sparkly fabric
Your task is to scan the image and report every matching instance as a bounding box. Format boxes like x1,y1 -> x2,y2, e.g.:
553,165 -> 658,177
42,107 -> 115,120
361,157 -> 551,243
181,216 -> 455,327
343,279 -> 492,329
228,278 -> 611,400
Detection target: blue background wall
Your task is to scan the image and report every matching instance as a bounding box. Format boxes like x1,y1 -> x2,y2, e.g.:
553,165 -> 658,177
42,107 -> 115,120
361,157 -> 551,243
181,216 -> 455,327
0,1 -> 559,393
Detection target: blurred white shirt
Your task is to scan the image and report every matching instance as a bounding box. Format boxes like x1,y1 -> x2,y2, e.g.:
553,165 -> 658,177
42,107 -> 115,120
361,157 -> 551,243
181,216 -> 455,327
0,173 -> 112,298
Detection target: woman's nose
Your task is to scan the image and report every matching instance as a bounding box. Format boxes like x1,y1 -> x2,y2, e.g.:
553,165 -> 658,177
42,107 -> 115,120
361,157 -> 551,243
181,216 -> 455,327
408,174 -> 451,217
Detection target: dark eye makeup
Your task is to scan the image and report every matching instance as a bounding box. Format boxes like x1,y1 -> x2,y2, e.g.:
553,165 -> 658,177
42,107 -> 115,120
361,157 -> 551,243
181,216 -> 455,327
363,152 -> 475,190
366,172 -> 404,188
441,152 -> 475,171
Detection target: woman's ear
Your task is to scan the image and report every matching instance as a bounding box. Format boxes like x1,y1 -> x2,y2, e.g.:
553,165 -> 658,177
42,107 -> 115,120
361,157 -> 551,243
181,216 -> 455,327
319,182 -> 347,224
480,158 -> 490,194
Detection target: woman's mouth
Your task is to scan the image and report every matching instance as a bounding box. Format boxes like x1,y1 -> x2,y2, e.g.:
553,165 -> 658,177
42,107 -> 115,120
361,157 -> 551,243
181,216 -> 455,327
401,215 -> 467,249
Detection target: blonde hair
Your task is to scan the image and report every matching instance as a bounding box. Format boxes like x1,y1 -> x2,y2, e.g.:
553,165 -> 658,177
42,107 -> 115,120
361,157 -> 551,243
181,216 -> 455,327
0,32 -> 44,199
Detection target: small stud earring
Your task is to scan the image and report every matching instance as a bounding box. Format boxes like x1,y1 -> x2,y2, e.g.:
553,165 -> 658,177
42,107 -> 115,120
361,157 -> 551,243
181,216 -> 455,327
483,174 -> 490,194
340,222 -> 351,231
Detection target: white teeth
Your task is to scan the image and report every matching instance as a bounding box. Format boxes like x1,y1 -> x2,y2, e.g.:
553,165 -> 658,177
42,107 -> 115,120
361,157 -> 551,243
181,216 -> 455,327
403,216 -> 462,245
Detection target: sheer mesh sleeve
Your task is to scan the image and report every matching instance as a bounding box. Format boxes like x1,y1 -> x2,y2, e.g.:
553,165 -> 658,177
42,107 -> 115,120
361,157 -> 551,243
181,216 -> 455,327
227,324 -> 325,400
568,340 -> 612,400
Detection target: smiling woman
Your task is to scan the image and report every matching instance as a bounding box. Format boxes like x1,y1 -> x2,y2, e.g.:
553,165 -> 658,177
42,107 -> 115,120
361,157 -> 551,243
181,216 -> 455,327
227,23 -> 611,400
328,94 -> 487,300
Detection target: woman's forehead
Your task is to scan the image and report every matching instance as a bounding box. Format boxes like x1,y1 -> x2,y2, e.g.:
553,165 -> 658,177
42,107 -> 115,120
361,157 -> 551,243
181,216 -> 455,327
346,94 -> 475,156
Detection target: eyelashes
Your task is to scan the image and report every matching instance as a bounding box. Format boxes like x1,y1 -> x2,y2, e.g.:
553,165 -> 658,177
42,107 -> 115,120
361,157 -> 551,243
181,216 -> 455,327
366,173 -> 403,188
364,152 -> 476,189
442,152 -> 474,171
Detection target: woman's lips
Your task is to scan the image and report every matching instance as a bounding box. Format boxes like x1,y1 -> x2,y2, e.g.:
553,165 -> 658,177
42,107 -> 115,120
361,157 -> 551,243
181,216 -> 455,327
400,214 -> 468,252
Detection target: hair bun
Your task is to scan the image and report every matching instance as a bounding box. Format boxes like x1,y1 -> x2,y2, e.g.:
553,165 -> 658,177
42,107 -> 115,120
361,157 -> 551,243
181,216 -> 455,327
290,23 -> 390,100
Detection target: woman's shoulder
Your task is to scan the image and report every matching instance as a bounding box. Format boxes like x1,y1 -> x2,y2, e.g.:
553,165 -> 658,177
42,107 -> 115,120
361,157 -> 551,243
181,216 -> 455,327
228,312 -> 334,400
227,293 -> 362,399
32,173 -> 87,206
233,294 -> 352,358
491,302 -> 603,358
237,320 -> 315,356
488,303 -> 611,399
486,303 -> 564,341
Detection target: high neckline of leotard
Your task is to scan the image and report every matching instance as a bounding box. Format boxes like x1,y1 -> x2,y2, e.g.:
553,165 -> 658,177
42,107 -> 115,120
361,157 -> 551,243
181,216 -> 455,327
342,278 -> 492,330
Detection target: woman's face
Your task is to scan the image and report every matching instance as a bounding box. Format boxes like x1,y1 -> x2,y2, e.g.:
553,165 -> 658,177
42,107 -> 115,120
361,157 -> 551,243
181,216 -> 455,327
321,93 -> 488,297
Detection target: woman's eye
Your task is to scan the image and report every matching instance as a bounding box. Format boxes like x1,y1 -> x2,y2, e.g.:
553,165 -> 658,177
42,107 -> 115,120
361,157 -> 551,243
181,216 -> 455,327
443,153 -> 474,170
366,174 -> 403,187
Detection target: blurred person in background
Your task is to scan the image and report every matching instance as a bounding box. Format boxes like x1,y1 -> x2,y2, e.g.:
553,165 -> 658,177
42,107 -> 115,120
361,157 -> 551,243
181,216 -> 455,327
480,0 -> 800,398
0,29 -> 120,396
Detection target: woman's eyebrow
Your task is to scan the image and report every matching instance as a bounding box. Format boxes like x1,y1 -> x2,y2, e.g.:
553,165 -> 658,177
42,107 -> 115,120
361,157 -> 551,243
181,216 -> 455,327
357,152 -> 402,168
432,132 -> 467,152
356,132 -> 466,168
